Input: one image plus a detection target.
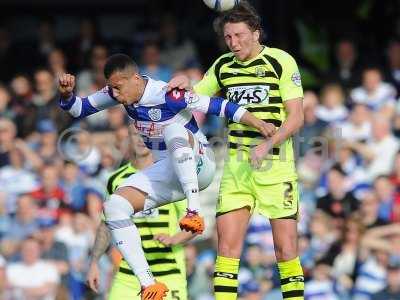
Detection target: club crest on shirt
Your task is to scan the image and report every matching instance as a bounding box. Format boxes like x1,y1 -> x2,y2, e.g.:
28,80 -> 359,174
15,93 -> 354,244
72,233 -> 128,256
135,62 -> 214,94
184,91 -> 200,105
148,108 -> 162,121
101,86 -> 110,94
255,67 -> 266,77
291,72 -> 302,87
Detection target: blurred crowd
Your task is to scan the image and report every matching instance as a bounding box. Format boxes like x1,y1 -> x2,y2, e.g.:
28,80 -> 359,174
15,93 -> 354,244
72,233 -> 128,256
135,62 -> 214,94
0,14 -> 400,300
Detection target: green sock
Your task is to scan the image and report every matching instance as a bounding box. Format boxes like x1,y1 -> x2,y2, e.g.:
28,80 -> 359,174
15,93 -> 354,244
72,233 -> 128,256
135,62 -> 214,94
213,256 -> 239,300
278,256 -> 305,300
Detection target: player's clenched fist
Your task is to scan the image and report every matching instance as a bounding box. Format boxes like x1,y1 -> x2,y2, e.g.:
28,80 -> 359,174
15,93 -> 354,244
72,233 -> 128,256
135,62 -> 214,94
58,73 -> 75,99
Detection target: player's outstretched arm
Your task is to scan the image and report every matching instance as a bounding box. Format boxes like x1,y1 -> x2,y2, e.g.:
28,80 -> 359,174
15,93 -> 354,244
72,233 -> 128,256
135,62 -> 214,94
58,73 -> 118,119
87,221 -> 112,293
165,89 -> 277,137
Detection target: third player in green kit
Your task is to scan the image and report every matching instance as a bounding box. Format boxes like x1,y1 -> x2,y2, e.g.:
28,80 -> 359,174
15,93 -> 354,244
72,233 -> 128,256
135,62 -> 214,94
87,128 -> 192,300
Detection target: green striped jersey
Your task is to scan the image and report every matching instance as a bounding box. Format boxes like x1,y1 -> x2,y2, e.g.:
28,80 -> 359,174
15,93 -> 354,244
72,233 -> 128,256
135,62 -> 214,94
194,46 -> 303,182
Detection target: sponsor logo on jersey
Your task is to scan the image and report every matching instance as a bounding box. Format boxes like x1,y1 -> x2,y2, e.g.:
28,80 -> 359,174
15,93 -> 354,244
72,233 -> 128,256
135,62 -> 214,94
215,272 -> 235,279
148,108 -> 162,121
291,72 -> 302,86
177,153 -> 193,163
288,275 -> 304,282
171,89 -> 184,100
196,157 -> 203,174
184,91 -> 200,105
101,86 -> 110,94
227,85 -> 270,105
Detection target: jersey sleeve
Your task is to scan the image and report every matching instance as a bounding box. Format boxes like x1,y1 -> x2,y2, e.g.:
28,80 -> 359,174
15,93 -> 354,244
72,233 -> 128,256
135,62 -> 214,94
279,52 -> 304,101
165,89 -> 246,123
193,61 -> 221,96
59,86 -> 119,119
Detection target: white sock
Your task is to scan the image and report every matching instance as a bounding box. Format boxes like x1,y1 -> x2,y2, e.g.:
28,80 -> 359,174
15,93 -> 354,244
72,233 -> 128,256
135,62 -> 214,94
164,123 -> 200,213
171,145 -> 200,212
104,194 -> 155,287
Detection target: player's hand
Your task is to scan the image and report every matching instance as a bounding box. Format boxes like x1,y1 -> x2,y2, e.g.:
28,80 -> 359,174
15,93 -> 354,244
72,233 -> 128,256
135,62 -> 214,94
154,233 -> 175,246
256,121 -> 276,138
58,73 -> 75,99
250,141 -> 273,169
86,261 -> 100,293
167,74 -> 191,92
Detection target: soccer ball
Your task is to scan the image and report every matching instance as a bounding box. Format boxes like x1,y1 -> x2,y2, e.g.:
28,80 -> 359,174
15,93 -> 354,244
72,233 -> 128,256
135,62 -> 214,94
203,0 -> 240,12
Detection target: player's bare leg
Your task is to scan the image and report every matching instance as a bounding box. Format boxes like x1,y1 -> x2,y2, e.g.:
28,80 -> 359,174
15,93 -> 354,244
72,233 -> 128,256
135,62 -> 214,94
103,187 -> 169,300
164,123 -> 205,234
214,207 -> 251,300
271,218 -> 304,300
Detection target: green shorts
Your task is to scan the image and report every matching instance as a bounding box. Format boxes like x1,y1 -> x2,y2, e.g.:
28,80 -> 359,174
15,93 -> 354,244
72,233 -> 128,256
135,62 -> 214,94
217,159 -> 299,219
108,272 -> 188,300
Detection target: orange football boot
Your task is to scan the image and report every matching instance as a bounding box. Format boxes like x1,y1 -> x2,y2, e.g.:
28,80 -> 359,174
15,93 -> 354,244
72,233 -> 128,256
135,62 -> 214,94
141,282 -> 169,300
179,209 -> 204,234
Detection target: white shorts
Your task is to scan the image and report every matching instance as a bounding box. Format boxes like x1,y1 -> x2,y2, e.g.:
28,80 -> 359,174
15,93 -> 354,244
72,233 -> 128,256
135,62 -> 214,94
118,141 -> 216,210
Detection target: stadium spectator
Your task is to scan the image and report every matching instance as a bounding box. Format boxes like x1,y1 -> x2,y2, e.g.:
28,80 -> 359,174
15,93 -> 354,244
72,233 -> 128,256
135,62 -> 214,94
33,69 -> 71,131
0,194 -> 40,259
316,83 -> 349,123
371,260 -> 400,300
9,75 -> 36,137
350,67 -> 397,116
305,211 -> 338,268
345,115 -> 400,182
69,18 -> 103,70
35,222 -> 70,299
30,164 -> 69,226
76,44 -> 108,96
6,238 -> 60,300
329,39 -> 361,90
159,14 -> 199,71
55,213 -> 94,300
330,217 -> 365,289
61,161 -> 89,213
358,191 -> 389,228
34,119 -> 60,166
48,48 -> 68,77
0,118 -> 16,168
0,145 -> 40,211
140,41 -> 172,82
0,85 -> 14,120
373,176 -> 399,223
337,103 -> 372,143
75,45 -> 109,130
297,91 -> 328,157
186,243 -> 213,300
384,39 -> 400,96
304,263 -> 342,300
316,165 -> 359,225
